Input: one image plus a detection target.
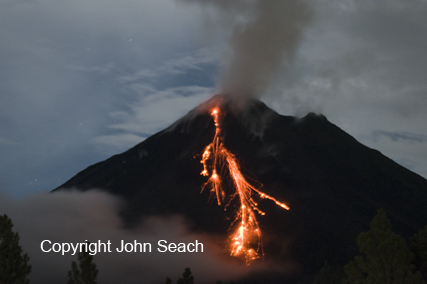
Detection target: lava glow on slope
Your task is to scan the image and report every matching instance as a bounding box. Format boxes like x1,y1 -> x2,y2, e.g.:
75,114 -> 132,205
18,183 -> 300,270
199,107 -> 289,264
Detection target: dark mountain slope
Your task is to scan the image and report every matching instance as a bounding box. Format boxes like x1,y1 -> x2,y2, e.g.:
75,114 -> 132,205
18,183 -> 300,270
53,95 -> 427,282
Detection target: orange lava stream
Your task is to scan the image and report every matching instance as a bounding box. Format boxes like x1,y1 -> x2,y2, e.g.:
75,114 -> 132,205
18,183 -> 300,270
200,107 -> 289,264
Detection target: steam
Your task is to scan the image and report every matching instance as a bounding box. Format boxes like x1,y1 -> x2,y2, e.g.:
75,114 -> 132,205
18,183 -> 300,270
0,190 -> 287,284
180,0 -> 313,98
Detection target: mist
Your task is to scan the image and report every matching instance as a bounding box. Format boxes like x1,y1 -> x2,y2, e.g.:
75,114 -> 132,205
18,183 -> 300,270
0,190 -> 287,284
179,0 -> 313,98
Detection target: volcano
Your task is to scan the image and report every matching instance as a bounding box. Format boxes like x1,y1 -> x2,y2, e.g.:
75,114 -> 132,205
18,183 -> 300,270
53,95 -> 427,283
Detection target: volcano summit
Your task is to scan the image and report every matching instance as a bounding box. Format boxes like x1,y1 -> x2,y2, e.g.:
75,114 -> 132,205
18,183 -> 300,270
54,95 -> 427,282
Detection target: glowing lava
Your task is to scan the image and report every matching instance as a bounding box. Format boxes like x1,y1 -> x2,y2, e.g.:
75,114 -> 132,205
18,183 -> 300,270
200,107 -> 289,264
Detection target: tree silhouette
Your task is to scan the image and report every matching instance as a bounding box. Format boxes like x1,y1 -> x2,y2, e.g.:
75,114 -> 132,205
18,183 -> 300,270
411,225 -> 427,280
343,209 -> 424,284
0,214 -> 31,284
165,268 -> 194,284
68,242 -> 98,284
177,268 -> 194,284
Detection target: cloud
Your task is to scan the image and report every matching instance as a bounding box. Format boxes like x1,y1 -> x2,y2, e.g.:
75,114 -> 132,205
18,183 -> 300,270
0,136 -> 19,146
257,0 -> 427,180
0,0 -> 215,195
117,47 -> 219,87
91,133 -> 149,154
90,83 -> 214,153
1,0 -> 427,202
108,86 -> 212,133
0,190 -> 286,284
370,131 -> 427,143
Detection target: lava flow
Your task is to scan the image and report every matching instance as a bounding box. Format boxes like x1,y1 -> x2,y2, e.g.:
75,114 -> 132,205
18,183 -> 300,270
200,107 -> 289,264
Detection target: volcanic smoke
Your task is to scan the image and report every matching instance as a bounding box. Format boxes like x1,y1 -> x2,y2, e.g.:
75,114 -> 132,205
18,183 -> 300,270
181,0 -> 312,98
199,104 -> 289,264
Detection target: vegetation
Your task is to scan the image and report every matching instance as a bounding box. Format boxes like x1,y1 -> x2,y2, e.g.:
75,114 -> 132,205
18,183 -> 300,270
411,225 -> 427,280
0,214 -> 31,284
177,268 -> 194,284
315,209 -> 427,283
165,268 -> 194,284
343,209 -> 424,283
68,242 -> 99,284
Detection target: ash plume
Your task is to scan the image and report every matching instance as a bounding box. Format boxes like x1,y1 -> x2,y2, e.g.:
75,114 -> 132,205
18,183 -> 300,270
180,0 -> 313,98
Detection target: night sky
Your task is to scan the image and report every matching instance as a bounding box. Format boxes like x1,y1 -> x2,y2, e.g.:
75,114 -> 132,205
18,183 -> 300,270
1,0 -> 427,197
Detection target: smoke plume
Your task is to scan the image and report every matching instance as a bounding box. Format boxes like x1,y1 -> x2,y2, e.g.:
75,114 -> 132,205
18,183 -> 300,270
180,0 -> 313,98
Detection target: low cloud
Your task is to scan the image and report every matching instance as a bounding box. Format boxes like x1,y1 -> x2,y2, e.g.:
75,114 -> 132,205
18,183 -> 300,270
0,190 -> 286,284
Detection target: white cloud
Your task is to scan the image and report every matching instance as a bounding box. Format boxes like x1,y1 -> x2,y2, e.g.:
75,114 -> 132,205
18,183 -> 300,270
91,134 -> 147,153
117,47 -> 220,83
100,86 -> 213,137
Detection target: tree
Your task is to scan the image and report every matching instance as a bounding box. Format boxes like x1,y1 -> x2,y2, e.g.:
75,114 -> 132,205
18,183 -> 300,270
0,214 -> 31,284
411,225 -> 427,280
343,209 -> 424,284
68,242 -> 98,284
177,268 -> 194,284
164,268 -> 194,284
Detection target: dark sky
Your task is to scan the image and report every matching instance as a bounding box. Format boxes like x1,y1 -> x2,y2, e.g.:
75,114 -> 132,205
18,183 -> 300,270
1,0 -> 427,197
